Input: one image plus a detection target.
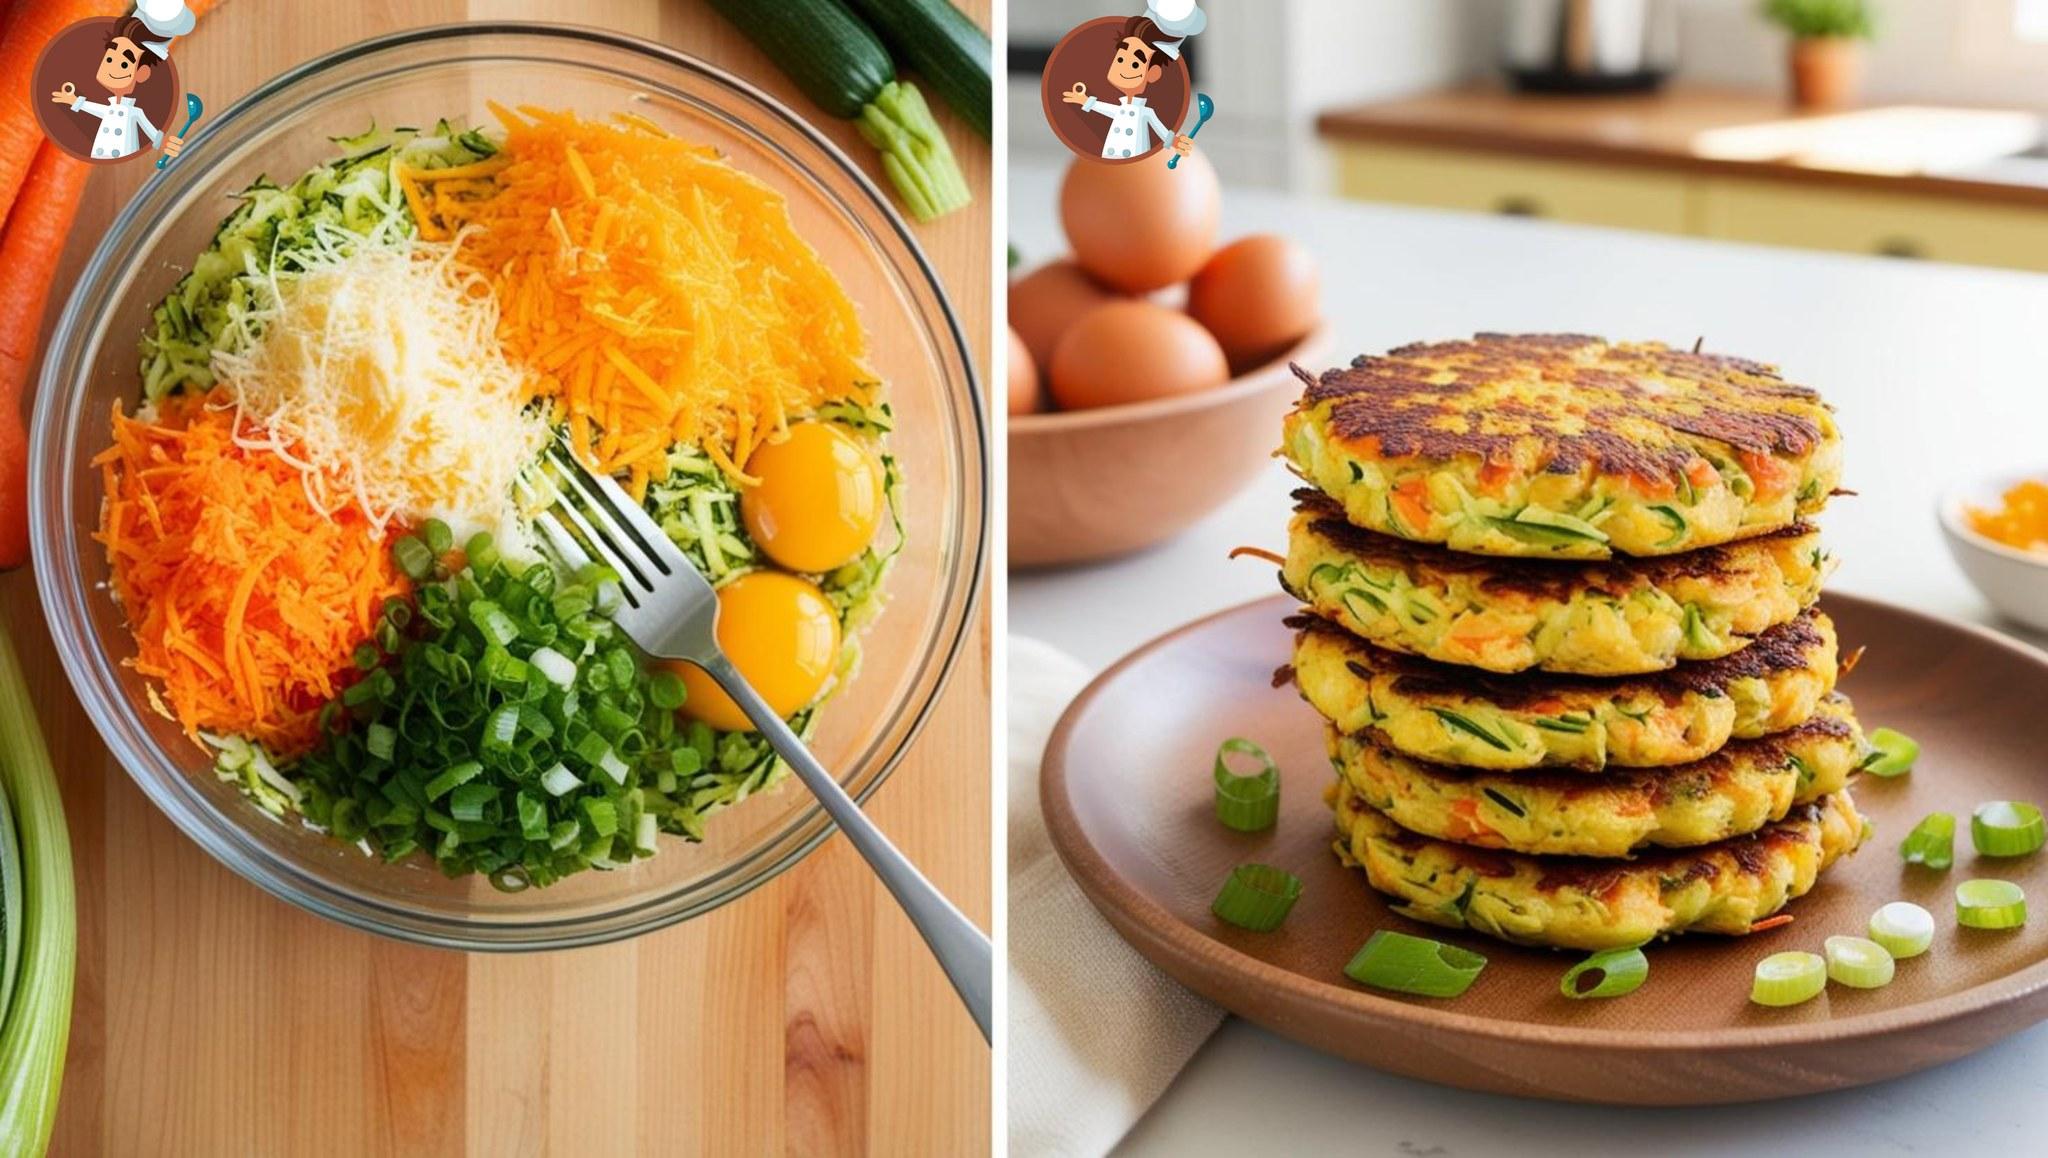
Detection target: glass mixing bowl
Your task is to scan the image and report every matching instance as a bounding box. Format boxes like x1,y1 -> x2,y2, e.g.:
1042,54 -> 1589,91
29,25 -> 986,949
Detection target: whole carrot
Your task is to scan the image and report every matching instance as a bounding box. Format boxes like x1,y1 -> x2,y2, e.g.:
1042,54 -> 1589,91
0,0 -> 103,222
0,145 -> 90,570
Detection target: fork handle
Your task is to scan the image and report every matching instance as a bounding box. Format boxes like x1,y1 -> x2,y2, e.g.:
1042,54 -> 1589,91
698,655 -> 992,1044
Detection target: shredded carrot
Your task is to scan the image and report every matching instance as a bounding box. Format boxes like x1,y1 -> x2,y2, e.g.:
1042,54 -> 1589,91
1227,545 -> 1286,566
1967,478 -> 2048,555
93,393 -> 410,756
1747,914 -> 1796,934
400,107 -> 872,483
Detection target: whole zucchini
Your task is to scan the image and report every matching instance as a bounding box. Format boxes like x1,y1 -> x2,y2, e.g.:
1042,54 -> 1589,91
841,0 -> 992,138
704,0 -> 895,120
704,0 -> 974,221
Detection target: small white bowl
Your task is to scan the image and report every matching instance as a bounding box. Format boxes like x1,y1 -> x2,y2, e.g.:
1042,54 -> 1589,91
1938,471 -> 2048,634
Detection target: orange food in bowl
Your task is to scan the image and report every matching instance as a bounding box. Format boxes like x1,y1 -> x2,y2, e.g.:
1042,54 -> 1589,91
1059,150 -> 1220,294
677,571 -> 841,733
1048,300 -> 1229,411
739,422 -> 884,574
1968,479 -> 2048,555
1187,234 -> 1321,373
1008,327 -> 1042,415
1010,258 -> 1120,371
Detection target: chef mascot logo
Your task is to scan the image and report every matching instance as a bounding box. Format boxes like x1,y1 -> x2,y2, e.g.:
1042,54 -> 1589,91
1040,2 -> 1213,168
32,1 -> 206,167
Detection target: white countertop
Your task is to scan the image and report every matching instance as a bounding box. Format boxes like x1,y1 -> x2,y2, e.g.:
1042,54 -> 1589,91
1008,163 -> 2048,1156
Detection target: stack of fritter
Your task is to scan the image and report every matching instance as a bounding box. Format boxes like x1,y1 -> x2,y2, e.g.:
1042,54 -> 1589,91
1278,334 -> 1865,951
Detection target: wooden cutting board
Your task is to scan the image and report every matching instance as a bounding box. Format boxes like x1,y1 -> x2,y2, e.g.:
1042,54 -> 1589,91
0,1 -> 991,1152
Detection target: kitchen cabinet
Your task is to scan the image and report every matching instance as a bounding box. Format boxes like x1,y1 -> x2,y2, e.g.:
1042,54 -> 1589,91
1696,179 -> 2048,268
1333,141 -> 1693,233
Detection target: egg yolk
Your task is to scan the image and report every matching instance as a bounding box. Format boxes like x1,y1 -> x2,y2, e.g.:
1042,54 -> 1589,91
676,571 -> 841,733
739,423 -> 884,574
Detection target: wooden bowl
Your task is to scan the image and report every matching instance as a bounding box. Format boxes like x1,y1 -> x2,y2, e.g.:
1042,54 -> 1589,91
1043,591 -> 2048,1104
1009,327 -> 1327,570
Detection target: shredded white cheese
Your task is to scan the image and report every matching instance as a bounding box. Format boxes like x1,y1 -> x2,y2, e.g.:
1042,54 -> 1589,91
212,222 -> 546,553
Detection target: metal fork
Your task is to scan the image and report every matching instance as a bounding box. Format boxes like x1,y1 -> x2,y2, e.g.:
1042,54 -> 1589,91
529,445 -> 991,1043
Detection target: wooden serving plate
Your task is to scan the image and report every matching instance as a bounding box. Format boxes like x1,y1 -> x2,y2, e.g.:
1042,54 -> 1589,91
1042,592 -> 2048,1105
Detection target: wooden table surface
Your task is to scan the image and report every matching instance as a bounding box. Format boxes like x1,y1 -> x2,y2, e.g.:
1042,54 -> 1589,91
0,1 -> 991,1153
1315,84 -> 2048,208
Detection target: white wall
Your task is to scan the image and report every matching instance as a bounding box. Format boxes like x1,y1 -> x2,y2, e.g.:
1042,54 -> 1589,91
1661,0 -> 2048,109
1006,0 -> 1484,191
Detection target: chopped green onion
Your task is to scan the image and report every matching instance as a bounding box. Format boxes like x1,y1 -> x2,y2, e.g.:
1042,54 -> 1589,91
1824,935 -> 1895,989
635,812 -> 659,855
1868,902 -> 1933,959
423,760 -> 484,800
580,797 -> 619,839
1750,951 -> 1826,1007
468,601 -> 519,648
364,723 -> 396,761
1559,946 -> 1648,999
648,670 -> 688,711
1957,879 -> 2027,929
466,531 -> 500,572
1344,930 -> 1486,998
1862,727 -> 1919,777
516,793 -> 550,842
1212,738 -> 1280,833
1900,811 -> 1954,870
529,646 -> 577,689
392,535 -> 434,580
449,782 -> 496,823
540,763 -> 582,797
1210,864 -> 1303,932
422,518 -> 454,557
1971,801 -> 2046,858
594,747 -> 630,786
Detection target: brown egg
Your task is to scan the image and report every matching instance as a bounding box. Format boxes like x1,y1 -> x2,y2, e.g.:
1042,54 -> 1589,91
1007,327 -> 1042,415
1187,234 -> 1322,374
1009,259 -> 1120,372
1059,150 -> 1221,294
1048,300 -> 1229,411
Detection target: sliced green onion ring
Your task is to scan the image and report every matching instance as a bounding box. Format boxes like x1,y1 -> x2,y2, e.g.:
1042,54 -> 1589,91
1824,935 -> 1896,989
1213,738 -> 1281,833
1862,727 -> 1919,777
1971,801 -> 2047,858
1750,951 -> 1826,1007
1559,946 -> 1648,1000
1900,811 -> 1955,870
1344,930 -> 1487,998
1210,864 -> 1303,931
1957,878 -> 2028,930
1869,901 -> 1934,959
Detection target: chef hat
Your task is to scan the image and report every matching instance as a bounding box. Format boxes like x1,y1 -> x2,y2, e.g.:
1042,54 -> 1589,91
134,0 -> 196,40
1143,0 -> 1205,58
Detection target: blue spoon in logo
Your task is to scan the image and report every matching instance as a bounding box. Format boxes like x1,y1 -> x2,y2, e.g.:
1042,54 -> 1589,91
157,92 -> 203,170
1168,92 -> 1213,170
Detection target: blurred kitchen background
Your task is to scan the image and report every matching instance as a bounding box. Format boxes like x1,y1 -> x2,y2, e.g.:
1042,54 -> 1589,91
1009,0 -> 2048,270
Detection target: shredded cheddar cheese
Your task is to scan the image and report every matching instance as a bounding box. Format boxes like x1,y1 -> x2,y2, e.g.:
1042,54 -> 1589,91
95,393 -> 411,757
402,105 -> 874,492
210,221 -> 547,551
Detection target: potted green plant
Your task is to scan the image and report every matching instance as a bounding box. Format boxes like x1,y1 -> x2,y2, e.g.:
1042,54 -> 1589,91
1762,0 -> 1876,109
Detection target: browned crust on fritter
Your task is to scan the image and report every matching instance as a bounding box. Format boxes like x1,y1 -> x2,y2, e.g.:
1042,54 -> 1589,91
1293,334 -> 1830,477
1290,489 -> 1814,599
1286,609 -> 1832,709
1351,791 -> 1830,893
1345,696 -> 1855,804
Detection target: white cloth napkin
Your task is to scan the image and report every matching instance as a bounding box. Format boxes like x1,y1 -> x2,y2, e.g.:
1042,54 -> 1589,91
1007,635 -> 1225,1157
